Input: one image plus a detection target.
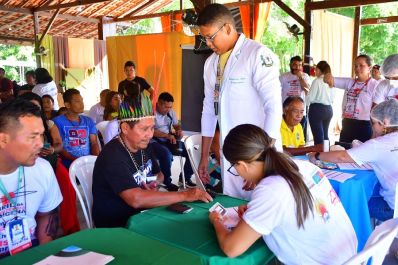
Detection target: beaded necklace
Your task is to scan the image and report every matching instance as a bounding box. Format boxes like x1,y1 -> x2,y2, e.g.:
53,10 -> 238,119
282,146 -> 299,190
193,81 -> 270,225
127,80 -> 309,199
118,136 -> 145,174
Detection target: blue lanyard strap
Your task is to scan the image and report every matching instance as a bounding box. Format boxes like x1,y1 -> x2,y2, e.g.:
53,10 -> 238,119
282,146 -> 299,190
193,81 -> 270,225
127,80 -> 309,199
0,166 -> 23,216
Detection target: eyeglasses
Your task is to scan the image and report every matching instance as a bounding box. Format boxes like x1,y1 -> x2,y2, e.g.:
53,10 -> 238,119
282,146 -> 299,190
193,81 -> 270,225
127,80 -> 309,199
227,163 -> 240,176
200,24 -> 225,43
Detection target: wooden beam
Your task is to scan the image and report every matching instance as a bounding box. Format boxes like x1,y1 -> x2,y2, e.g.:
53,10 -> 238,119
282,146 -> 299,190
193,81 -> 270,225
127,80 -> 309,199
40,11 -> 99,23
250,1 -> 254,39
273,0 -> 309,29
352,6 -> 361,77
38,9 -> 60,46
0,35 -> 34,43
98,17 -> 103,40
361,15 -> 398,25
34,0 -> 110,12
0,6 -> 32,14
0,14 -> 30,31
33,12 -> 41,68
108,0 -> 271,23
110,9 -> 183,23
303,0 -> 312,75
306,0 -> 398,11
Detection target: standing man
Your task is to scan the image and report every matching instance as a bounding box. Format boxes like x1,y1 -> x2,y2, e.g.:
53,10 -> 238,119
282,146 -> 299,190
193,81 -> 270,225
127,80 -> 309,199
0,99 -> 62,257
118,61 -> 154,100
280,56 -> 311,141
197,4 -> 282,200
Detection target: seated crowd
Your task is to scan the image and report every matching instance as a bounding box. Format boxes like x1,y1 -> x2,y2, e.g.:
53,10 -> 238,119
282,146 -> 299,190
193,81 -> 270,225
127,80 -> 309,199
1,3 -> 398,263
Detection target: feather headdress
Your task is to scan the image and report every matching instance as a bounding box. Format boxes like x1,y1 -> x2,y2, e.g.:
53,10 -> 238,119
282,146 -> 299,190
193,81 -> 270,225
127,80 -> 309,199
118,94 -> 154,122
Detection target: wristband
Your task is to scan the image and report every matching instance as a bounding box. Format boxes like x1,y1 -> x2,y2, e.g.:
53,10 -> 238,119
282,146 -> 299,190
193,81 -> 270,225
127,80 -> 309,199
315,152 -> 321,160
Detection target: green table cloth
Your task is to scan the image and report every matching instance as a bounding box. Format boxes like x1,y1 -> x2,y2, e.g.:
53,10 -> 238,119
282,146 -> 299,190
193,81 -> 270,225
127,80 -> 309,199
127,195 -> 275,265
1,228 -> 203,265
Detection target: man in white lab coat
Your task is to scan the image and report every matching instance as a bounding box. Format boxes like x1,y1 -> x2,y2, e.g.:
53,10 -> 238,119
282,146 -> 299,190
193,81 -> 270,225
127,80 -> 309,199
197,3 -> 282,200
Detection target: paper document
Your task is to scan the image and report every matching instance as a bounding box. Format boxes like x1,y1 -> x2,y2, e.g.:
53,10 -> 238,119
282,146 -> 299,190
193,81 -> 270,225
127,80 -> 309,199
337,162 -> 373,170
223,207 -> 241,229
322,169 -> 355,183
34,245 -> 114,265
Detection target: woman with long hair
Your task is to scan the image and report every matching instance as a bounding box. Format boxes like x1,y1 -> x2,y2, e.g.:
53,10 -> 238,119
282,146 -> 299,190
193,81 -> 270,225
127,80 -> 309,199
324,54 -> 378,143
209,124 -> 357,264
307,61 -> 334,145
103,91 -> 121,121
42,94 -> 58,120
32,68 -> 59,110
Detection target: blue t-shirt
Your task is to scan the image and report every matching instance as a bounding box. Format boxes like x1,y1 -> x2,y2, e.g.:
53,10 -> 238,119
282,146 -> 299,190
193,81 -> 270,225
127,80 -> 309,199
54,114 -> 97,167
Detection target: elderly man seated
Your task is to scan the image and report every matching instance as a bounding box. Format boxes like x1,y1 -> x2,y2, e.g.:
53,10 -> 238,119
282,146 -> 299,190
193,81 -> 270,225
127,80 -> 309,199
92,95 -> 212,228
281,96 -> 323,155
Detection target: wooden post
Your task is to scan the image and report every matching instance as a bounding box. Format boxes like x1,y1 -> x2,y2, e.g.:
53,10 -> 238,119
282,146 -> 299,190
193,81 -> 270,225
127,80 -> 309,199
33,12 -> 41,68
352,6 -> 361,76
249,0 -> 254,39
98,17 -> 104,40
303,0 -> 312,74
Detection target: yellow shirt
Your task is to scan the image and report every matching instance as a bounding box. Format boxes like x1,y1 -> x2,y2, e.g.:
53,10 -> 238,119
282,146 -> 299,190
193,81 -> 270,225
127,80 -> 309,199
280,118 -> 305,148
218,49 -> 233,85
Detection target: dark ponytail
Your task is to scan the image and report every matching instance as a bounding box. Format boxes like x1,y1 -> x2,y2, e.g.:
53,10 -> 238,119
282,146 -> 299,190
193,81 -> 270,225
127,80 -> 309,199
223,124 -> 313,228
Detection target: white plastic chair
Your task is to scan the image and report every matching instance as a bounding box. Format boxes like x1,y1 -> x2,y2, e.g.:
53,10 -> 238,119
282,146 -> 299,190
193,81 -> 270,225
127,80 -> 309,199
343,218 -> 398,265
96,120 -> 109,139
69,155 -> 97,229
184,134 -> 205,190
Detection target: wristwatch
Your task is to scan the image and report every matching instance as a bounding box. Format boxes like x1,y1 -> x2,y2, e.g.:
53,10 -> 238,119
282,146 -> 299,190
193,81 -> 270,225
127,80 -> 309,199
315,152 -> 321,160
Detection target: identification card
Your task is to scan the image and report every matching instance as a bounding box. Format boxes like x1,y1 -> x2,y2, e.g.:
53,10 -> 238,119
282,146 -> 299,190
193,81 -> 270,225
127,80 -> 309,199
5,218 -> 32,255
209,202 -> 227,216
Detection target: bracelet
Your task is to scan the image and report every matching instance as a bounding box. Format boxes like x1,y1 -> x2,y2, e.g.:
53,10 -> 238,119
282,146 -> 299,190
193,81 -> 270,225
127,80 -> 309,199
315,152 -> 321,160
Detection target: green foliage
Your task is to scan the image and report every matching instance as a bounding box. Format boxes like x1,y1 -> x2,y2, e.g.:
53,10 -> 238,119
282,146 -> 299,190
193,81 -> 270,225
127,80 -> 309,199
261,1 -> 304,72
261,1 -> 398,72
159,0 -> 193,12
0,44 -> 35,82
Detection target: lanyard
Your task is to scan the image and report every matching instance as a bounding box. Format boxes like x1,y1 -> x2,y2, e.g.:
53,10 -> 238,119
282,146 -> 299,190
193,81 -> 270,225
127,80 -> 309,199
0,166 -> 23,216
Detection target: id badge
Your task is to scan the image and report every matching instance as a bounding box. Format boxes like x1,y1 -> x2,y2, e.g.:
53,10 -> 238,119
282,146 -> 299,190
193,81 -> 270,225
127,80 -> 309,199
5,218 -> 32,255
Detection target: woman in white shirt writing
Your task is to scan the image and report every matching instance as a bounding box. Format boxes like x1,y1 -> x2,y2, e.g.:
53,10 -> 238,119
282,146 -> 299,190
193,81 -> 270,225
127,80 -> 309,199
209,124 -> 357,264
324,54 -> 378,143
309,99 -> 398,221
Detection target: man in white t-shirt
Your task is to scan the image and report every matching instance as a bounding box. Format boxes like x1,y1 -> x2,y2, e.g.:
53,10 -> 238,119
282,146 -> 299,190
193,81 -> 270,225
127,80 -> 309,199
89,89 -> 109,124
0,99 -> 62,258
280,56 -> 311,141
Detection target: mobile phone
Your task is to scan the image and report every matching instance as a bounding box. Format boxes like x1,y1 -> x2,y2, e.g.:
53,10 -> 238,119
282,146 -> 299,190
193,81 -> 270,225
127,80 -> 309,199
209,202 -> 227,216
43,143 -> 51,149
146,175 -> 157,183
166,203 -> 193,214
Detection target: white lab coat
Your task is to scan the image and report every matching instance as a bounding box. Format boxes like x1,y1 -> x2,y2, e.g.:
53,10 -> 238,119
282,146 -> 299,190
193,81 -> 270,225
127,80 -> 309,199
201,34 -> 283,200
